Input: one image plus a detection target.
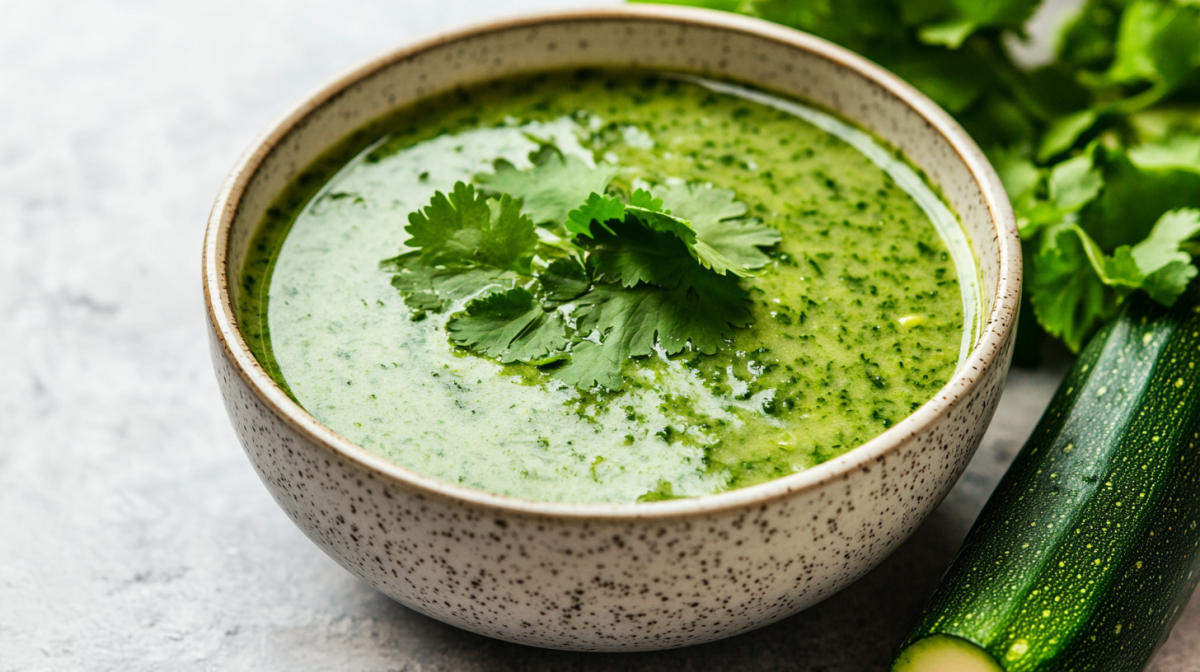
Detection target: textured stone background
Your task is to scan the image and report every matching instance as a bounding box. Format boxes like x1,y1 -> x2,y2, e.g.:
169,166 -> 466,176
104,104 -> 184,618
2,1 -> 1198,670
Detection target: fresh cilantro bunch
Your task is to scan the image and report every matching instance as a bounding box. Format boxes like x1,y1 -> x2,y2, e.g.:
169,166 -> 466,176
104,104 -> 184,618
644,0 -> 1200,357
382,149 -> 781,390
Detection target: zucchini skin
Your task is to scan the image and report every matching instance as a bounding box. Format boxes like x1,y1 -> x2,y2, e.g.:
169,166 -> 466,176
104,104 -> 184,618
895,285 -> 1200,672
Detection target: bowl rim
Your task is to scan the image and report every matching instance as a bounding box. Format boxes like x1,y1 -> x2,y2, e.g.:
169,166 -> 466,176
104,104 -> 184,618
203,4 -> 1020,520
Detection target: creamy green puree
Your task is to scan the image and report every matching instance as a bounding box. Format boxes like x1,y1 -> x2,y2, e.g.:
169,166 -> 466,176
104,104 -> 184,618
238,70 -> 976,504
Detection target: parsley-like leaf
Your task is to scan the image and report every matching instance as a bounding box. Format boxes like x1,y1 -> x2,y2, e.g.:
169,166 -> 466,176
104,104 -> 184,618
1038,110 -> 1098,162
1142,261 -> 1199,306
555,276 -> 752,390
1103,1 -> 1200,89
991,146 -> 1042,229
539,258 -> 591,302
1049,151 -> 1105,213
653,182 -> 746,229
1129,208 -> 1200,304
1015,148 -> 1105,237
584,213 -> 704,289
383,257 -> 519,312
1128,134 -> 1200,170
654,182 -> 781,269
404,182 -> 536,274
1029,223 -> 1123,353
476,150 -> 619,226
566,192 -> 626,238
446,288 -> 568,364
1082,147 -> 1200,250
570,188 -> 769,279
628,188 -> 665,211
914,0 -> 1041,49
1029,210 -> 1200,350
384,182 -> 537,311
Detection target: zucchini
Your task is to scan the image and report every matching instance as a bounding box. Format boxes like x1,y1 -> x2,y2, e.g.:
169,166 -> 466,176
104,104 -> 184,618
892,284 -> 1200,672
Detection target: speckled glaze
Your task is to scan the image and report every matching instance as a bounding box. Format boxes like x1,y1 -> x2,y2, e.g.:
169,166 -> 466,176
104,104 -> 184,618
203,6 -> 1020,652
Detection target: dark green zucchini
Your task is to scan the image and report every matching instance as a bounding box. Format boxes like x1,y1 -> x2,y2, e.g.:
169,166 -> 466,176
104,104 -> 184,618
893,283 -> 1200,672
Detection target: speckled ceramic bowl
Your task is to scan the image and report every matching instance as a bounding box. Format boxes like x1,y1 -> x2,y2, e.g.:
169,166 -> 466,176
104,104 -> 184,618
203,5 -> 1019,652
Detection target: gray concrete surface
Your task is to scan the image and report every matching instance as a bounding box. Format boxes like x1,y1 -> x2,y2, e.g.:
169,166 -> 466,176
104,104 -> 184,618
2,1 -> 1198,670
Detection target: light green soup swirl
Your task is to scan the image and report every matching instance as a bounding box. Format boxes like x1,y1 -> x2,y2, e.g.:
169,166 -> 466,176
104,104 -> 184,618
238,70 -> 974,504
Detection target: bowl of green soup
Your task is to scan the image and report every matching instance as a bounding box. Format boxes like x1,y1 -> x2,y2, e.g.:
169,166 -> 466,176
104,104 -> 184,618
204,5 -> 1019,651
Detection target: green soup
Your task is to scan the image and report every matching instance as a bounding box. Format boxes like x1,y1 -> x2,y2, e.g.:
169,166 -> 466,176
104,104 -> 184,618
238,70 -> 977,504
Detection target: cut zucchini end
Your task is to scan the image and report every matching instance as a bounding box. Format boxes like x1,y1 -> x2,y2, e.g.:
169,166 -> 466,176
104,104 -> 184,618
892,634 -> 1004,672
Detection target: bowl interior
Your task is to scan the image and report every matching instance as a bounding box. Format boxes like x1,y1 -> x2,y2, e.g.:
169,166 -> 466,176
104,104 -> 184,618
209,6 -> 1017,513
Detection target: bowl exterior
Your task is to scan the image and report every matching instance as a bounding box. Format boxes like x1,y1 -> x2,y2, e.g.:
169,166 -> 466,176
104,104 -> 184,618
211,319 -> 1009,651
204,8 -> 1018,652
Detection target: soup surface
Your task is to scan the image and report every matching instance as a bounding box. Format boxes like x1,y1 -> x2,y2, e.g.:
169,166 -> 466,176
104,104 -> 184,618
238,70 -> 974,504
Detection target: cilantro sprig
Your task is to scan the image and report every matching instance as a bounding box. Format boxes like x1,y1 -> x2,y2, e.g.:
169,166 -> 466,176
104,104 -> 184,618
383,149 -> 779,390
381,183 -> 535,312
645,0 -> 1200,358
477,147 -> 621,226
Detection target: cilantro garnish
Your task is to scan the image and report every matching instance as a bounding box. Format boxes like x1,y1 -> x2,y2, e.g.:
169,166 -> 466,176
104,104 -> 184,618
381,182 -> 536,311
649,0 -> 1200,358
569,188 -> 774,280
385,153 -> 778,390
654,183 -> 781,271
566,192 -> 628,238
385,264 -> 518,313
538,258 -> 591,302
445,288 -> 568,365
402,181 -> 537,272
476,147 -> 620,226
556,274 -> 753,390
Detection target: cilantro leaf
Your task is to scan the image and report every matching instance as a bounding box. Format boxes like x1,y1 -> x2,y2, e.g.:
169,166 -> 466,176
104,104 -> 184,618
990,146 -> 1043,231
385,182 -> 537,311
654,182 -> 781,269
446,288 -> 568,364
1128,108 -> 1200,145
1017,148 -> 1106,237
1029,223 -> 1123,353
1129,209 -> 1200,304
906,0 -> 1040,48
1058,0 -> 1121,70
645,0 -> 741,9
404,182 -> 536,274
397,175 -> 768,390
623,205 -> 703,247
566,192 -> 626,238
653,182 -> 748,229
555,276 -> 752,390
1048,150 -> 1105,213
887,48 -> 989,114
1103,0 -> 1200,89
750,0 -> 906,49
1081,147 -> 1200,250
572,194 -> 765,283
383,256 -> 518,312
1029,210 -> 1200,350
1130,209 -> 1200,272
1128,134 -> 1200,169
568,188 -> 763,279
991,146 -> 1041,198
693,224 -> 781,270
476,150 -> 619,226
1037,109 -> 1098,162
1142,261 -> 1199,306
565,189 -> 676,239
584,213 -> 704,289
628,188 -> 664,211
539,258 -> 591,302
